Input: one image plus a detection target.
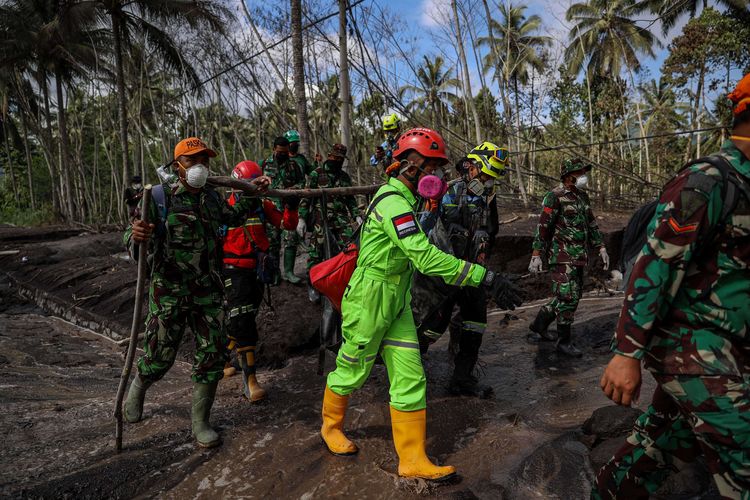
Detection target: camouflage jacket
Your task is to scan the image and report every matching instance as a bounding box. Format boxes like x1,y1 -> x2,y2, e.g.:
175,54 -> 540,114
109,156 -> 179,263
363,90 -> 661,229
123,183 -> 252,296
290,153 -> 317,176
612,140 -> 750,376
532,186 -> 604,266
299,161 -> 359,223
262,156 -> 305,190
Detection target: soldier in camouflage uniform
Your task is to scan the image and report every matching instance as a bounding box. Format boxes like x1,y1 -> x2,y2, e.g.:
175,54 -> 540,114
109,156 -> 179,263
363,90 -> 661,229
262,136 -> 306,284
285,129 -> 320,176
298,144 -> 361,274
122,137 -> 271,448
594,73 -> 750,500
528,158 -> 610,357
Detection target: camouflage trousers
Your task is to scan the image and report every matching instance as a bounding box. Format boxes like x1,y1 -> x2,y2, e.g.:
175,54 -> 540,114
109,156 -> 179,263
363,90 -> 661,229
267,226 -> 300,258
540,263 -> 583,326
137,284 -> 227,384
307,219 -> 355,269
593,374 -> 750,499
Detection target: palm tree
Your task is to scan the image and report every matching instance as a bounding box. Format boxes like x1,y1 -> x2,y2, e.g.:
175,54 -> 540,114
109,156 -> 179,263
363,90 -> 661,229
565,0 -> 658,78
0,0 -> 105,220
291,0 -> 311,155
399,56 -> 459,130
566,0 -> 660,171
477,2 -> 549,206
635,0 -> 748,34
94,0 -> 227,206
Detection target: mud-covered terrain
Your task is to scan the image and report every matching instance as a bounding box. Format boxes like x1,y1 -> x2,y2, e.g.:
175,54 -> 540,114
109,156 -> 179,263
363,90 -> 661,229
0,217 -> 717,498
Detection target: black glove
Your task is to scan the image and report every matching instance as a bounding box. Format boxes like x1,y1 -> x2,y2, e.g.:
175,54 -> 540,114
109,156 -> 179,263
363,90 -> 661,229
483,270 -> 523,310
285,195 -> 300,211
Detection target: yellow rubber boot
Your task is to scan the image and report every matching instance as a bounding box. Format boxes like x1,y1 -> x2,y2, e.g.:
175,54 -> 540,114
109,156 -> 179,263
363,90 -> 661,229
223,340 -> 237,378
237,346 -> 267,402
390,406 -> 456,481
321,386 -> 358,456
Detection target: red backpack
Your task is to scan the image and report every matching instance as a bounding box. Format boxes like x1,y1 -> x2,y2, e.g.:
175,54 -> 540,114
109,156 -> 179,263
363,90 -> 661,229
309,190 -> 401,311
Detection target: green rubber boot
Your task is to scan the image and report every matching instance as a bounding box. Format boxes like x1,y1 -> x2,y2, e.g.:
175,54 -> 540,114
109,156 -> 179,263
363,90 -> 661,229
191,381 -> 221,448
123,375 -> 152,423
283,246 -> 302,284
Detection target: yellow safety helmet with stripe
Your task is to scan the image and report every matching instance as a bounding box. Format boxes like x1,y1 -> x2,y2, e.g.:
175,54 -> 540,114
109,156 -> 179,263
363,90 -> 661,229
466,142 -> 509,179
382,113 -> 401,132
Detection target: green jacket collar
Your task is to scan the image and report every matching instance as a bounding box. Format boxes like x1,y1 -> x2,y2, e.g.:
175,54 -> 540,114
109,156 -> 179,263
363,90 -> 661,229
387,176 -> 417,208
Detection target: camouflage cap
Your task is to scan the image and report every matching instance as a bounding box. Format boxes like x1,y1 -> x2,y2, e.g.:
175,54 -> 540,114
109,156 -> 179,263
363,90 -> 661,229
330,143 -> 348,158
560,158 -> 592,179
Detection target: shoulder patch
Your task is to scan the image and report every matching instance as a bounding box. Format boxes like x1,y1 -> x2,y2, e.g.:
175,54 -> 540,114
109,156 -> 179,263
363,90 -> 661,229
392,212 -> 419,238
684,169 -> 720,194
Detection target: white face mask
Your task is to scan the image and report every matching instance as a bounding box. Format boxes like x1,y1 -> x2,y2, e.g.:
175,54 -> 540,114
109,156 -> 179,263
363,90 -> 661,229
185,164 -> 209,188
575,174 -> 588,189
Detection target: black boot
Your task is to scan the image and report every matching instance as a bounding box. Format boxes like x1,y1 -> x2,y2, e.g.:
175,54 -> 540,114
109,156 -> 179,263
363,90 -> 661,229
527,308 -> 557,343
556,323 -> 582,358
449,332 -> 493,398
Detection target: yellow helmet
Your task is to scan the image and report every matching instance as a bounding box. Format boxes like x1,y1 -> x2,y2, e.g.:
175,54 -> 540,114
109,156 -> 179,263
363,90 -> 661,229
466,142 -> 509,179
382,113 -> 401,132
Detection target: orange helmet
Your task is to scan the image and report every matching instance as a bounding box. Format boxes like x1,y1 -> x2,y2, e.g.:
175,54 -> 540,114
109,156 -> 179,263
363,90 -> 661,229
393,128 -> 449,166
232,160 -> 262,180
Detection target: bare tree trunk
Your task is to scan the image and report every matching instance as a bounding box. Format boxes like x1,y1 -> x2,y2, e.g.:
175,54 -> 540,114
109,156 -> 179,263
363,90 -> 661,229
2,115 -> 19,205
291,0 -> 312,154
451,0 -> 481,143
19,110 -> 35,210
112,11 -> 131,216
54,69 -> 75,220
40,79 -> 61,216
339,0 -> 354,180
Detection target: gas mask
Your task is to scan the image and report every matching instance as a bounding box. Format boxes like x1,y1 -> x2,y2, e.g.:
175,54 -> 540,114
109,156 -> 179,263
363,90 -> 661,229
467,177 -> 495,197
575,174 -> 589,189
132,183 -> 143,190
400,160 -> 448,200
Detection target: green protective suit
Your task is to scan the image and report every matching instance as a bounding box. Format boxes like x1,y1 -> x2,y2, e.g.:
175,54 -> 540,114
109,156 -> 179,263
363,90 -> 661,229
326,177 -> 487,411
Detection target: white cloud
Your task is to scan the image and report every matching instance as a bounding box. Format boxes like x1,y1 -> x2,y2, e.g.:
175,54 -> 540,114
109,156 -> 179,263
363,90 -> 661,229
420,0 -> 452,28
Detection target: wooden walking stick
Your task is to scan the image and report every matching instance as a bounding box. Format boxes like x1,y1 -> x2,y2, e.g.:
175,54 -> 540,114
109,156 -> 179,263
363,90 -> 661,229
114,185 -> 152,453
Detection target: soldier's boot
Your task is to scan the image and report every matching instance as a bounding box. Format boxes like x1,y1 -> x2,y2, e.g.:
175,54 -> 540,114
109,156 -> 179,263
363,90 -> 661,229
237,346 -> 267,402
556,324 -> 582,358
192,381 -> 221,448
449,332 -> 493,399
123,375 -> 152,423
527,308 -> 557,343
223,340 -> 238,378
321,386 -> 358,456
283,247 -> 302,284
390,406 -> 456,481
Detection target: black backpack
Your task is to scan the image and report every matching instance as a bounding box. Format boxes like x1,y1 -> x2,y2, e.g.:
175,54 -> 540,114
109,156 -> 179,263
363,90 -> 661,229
619,156 -> 748,287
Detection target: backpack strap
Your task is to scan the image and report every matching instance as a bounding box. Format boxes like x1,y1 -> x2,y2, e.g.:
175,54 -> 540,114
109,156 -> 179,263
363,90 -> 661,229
151,183 -> 170,237
680,155 -> 744,261
346,189 -> 403,246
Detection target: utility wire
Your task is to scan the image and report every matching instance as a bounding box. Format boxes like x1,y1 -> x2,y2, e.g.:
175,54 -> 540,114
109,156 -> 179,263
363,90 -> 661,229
510,125 -> 727,155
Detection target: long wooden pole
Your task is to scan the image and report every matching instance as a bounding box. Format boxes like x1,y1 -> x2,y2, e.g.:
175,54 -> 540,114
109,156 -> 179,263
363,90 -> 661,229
113,185 -> 152,453
207,176 -> 381,198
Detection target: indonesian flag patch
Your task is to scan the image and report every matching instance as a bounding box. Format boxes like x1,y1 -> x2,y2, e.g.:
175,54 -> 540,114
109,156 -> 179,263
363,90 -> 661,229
392,212 -> 419,238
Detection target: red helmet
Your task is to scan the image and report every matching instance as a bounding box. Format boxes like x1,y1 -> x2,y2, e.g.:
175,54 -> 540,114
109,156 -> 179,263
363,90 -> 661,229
232,160 -> 262,180
393,127 -> 449,166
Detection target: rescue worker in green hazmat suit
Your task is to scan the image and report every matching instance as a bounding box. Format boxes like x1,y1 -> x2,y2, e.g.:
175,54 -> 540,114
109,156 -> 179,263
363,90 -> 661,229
320,127 -> 523,481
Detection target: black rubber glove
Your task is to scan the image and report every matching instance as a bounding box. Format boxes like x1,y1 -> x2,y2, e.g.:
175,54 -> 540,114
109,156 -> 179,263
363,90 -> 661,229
285,195 -> 300,211
483,270 -> 523,310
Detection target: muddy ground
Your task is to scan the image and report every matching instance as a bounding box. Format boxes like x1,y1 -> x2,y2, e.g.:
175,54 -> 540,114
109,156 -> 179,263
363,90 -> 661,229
0,217 -> 718,498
